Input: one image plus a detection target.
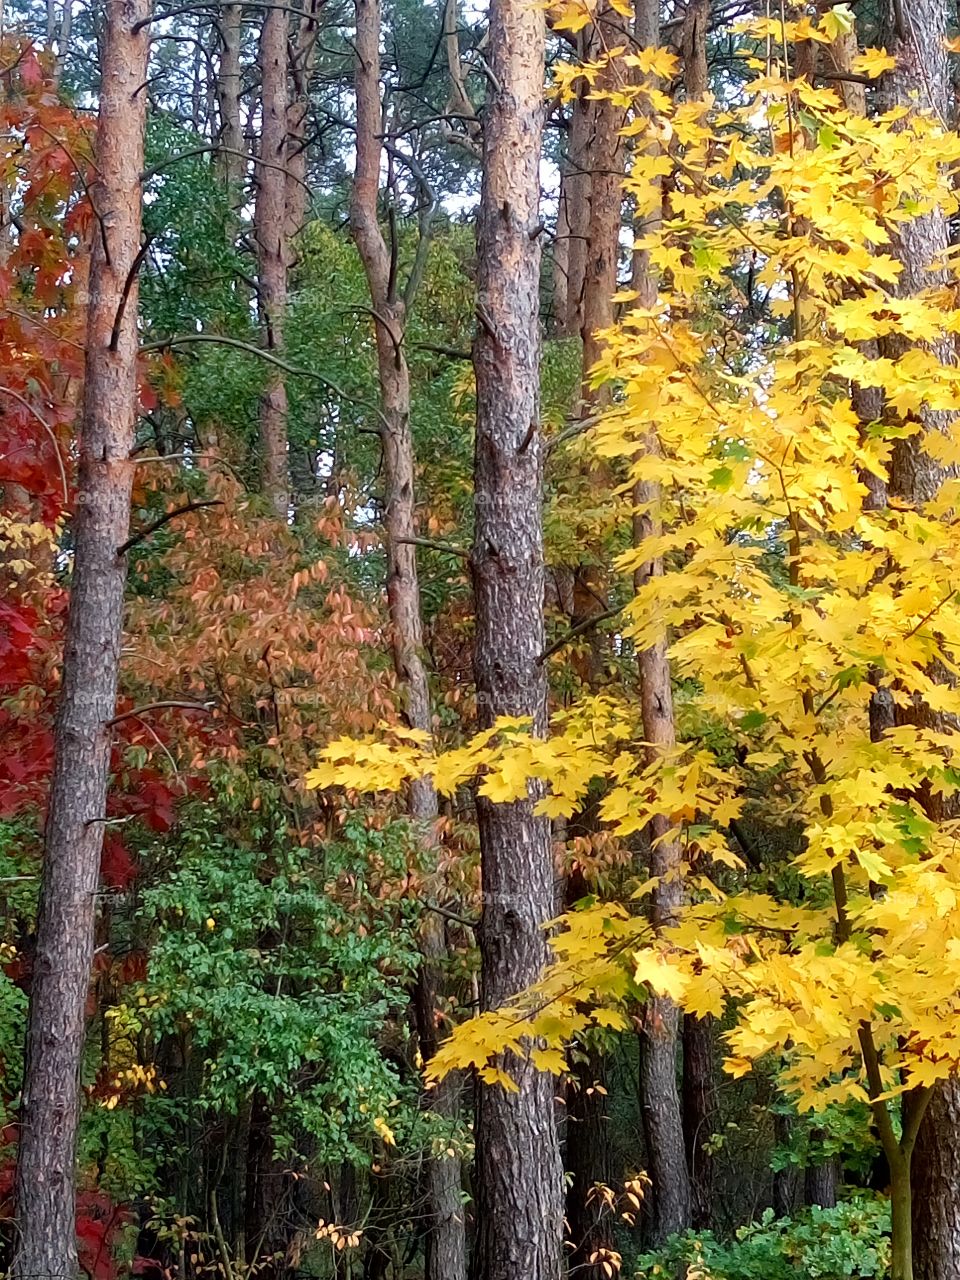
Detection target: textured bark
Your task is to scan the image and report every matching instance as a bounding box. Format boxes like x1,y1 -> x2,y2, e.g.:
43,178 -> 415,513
580,4 -> 625,395
11,4 -> 151,1275
634,434 -> 691,1241
215,4 -> 245,197
681,0 -> 708,102
559,67 -> 592,338
350,4 -> 465,1277
631,0 -> 660,303
470,0 -> 564,1271
912,1082 -> 960,1280
285,0 -> 322,252
804,1157 -> 838,1209
255,6 -> 290,518
565,1046 -> 613,1277
682,1014 -> 715,1228
872,5 -> 957,1276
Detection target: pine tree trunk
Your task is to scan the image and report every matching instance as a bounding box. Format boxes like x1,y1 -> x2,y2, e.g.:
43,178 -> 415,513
912,1083 -> 960,1280
560,66 -> 592,338
471,0 -> 564,1270
350,4 -> 466,1277
255,6 -> 290,518
871,4 -> 958,1275
11,3 -> 151,1274
285,0 -> 322,252
215,3 -> 245,198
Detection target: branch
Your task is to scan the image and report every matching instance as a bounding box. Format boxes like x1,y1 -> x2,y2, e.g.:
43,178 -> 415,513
546,412 -> 603,454
538,606 -> 623,664
107,700 -> 216,728
110,234 -> 153,352
143,333 -> 393,433
413,341 -> 472,361
117,499 -> 223,557
424,900 -> 478,929
0,386 -> 69,503
395,535 -> 470,559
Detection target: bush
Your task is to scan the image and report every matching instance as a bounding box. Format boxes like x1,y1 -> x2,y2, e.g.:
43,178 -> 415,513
635,1195 -> 890,1279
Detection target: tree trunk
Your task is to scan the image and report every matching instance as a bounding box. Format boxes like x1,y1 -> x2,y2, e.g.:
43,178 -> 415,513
912,1082 -> 960,1280
565,1045 -> 613,1277
804,1157 -> 838,1210
559,62 -> 592,338
350,4 -> 466,1278
680,0 -> 709,103
285,0 -> 322,254
470,0 -> 564,1271
682,1013 -> 715,1229
579,4 -> 625,394
634,461 -> 692,1244
414,918 -> 467,1280
215,3 -> 245,198
11,3 -> 151,1275
870,4 -> 959,1276
255,6 -> 290,518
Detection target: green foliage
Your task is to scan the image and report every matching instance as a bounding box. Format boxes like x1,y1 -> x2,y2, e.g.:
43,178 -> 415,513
130,798 -> 424,1163
636,1197 -> 891,1280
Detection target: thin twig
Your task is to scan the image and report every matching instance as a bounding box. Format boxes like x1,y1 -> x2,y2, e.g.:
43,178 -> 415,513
107,700 -> 215,728
117,499 -> 223,557
0,386 -> 69,503
538,606 -> 623,664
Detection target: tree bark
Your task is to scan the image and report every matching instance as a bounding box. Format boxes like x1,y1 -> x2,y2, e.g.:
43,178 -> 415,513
215,3 -> 245,198
680,0 -> 709,103
559,60 -> 592,338
565,1045 -> 613,1277
470,0 -> 564,1272
11,3 -> 151,1275
255,5 -> 290,518
804,1157 -> 838,1209
871,5 -> 957,1275
682,1013 -> 715,1229
285,0 -> 322,254
579,4 -> 625,395
634,440 -> 692,1245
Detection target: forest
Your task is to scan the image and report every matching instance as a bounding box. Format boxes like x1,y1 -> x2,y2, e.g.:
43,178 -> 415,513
5,0 -> 960,1277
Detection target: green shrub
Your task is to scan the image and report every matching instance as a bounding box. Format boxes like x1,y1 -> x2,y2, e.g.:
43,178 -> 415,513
636,1195 -> 890,1279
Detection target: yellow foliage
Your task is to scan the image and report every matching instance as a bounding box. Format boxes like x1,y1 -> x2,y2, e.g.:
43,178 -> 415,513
307,30 -> 960,1131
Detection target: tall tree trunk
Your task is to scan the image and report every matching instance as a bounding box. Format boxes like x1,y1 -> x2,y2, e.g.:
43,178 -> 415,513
255,6 -> 290,518
579,4 -> 625,394
350,4 -> 465,1278
631,0 -> 692,1240
11,3 -> 151,1274
470,0 -> 564,1272
871,4 -> 956,1276
560,8 -> 626,1256
565,1045 -> 613,1277
560,61 -> 592,338
285,0 -> 322,255
215,3 -> 245,198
